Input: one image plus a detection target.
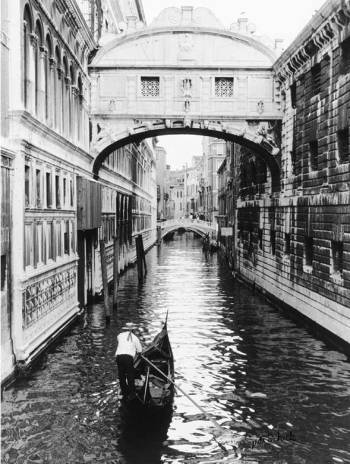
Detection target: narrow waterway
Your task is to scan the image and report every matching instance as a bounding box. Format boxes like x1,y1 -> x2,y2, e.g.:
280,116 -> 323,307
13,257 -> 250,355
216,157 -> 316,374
2,233 -> 350,464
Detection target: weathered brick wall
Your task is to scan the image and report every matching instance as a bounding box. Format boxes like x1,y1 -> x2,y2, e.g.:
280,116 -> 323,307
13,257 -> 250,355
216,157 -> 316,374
233,0 -> 350,345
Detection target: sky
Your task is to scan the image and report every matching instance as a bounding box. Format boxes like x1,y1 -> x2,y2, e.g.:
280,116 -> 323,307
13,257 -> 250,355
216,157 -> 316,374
141,0 -> 326,169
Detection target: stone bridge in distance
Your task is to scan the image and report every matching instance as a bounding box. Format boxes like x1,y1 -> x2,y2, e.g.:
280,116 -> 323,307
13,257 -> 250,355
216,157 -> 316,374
157,219 -> 216,242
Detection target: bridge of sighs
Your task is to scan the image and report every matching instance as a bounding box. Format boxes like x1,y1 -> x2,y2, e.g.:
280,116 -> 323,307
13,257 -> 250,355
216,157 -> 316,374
89,6 -> 283,187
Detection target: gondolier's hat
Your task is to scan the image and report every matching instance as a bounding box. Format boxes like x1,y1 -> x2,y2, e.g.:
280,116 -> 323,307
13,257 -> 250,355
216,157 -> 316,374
121,322 -> 137,331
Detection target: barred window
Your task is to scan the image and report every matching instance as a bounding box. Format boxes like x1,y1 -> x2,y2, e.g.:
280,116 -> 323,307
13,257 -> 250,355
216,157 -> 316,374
311,63 -> 321,96
215,77 -> 233,97
331,241 -> 343,275
340,37 -> 350,75
338,128 -> 349,163
141,77 -> 160,97
309,140 -> 318,171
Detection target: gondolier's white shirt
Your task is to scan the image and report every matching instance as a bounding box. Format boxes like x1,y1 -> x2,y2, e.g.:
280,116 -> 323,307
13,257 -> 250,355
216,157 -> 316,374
115,331 -> 142,358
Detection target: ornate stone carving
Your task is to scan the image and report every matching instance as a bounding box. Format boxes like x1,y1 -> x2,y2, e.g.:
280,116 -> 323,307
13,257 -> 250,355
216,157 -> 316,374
178,33 -> 195,61
257,100 -> 264,114
22,266 -> 77,328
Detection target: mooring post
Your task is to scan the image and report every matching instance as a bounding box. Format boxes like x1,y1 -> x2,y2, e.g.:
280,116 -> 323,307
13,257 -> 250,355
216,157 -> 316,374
156,225 -> 162,245
140,234 -> 147,274
113,235 -> 119,308
99,239 -> 111,321
136,235 -> 143,282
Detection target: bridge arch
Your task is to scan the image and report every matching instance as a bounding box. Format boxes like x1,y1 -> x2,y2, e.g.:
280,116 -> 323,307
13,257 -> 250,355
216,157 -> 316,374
91,122 -> 281,191
89,6 -> 282,191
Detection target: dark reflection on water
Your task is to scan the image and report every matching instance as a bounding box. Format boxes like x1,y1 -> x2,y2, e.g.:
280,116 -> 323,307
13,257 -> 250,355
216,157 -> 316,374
2,233 -> 350,464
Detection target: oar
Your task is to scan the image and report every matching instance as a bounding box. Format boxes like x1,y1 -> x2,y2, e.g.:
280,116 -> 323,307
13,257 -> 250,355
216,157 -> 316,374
140,354 -> 240,457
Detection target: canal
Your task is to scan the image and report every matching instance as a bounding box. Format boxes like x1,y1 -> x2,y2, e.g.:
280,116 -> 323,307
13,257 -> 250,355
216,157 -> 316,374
2,233 -> 350,464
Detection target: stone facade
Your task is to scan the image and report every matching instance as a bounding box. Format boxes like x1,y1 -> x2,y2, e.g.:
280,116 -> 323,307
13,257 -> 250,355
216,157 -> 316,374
218,0 -> 350,348
1,0 -> 155,386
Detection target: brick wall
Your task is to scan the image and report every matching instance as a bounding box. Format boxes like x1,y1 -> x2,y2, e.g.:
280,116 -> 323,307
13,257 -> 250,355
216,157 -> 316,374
232,0 -> 350,346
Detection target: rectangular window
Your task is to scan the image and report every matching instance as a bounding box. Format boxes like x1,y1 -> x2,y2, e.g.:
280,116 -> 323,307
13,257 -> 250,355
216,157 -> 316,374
33,223 -> 38,267
309,140 -> 318,171
338,128 -> 349,163
63,178 -> 67,206
285,233 -> 291,255
70,221 -> 75,253
25,165 -> 30,207
311,63 -> 321,96
304,236 -> 313,267
340,37 -> 350,75
141,77 -> 160,97
57,222 -> 62,257
24,223 -> 33,267
36,169 -> 41,207
46,172 -> 52,208
1,255 -> 7,291
64,220 -> 69,254
215,77 -> 233,97
70,179 -> 74,207
55,175 -> 61,208
42,225 -> 47,264
270,229 -> 276,255
290,82 -> 297,109
48,222 -> 55,260
331,241 -> 343,275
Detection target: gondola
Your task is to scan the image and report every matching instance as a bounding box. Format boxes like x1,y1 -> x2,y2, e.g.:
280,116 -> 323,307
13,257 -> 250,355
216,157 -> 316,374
130,319 -> 174,411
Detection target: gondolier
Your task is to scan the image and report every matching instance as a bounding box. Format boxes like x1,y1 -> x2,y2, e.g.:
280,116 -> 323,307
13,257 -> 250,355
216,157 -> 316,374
115,323 -> 142,400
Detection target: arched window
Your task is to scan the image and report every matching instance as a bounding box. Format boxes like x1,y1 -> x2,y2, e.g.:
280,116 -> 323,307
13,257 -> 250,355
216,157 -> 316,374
34,20 -> 43,117
23,5 -> 32,108
55,46 -> 61,131
45,34 -> 52,123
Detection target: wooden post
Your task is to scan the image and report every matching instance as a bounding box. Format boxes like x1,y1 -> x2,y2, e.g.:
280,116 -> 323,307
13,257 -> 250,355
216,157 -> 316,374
156,225 -> 162,245
113,235 -> 119,307
140,234 -> 147,275
136,235 -> 143,282
99,240 -> 111,321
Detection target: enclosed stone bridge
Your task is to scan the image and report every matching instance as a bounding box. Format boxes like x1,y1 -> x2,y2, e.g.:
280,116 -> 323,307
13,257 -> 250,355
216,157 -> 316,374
158,218 -> 216,241
89,6 -> 283,190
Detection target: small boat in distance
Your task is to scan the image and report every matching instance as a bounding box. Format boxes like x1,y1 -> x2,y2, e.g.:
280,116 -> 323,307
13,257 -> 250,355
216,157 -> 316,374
131,319 -> 174,411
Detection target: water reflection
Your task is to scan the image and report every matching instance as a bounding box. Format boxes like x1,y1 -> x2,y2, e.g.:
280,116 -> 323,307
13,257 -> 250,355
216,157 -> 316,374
2,233 -> 350,464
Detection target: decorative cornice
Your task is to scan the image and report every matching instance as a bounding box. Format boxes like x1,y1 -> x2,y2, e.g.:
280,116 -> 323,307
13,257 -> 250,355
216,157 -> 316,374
273,0 -> 350,83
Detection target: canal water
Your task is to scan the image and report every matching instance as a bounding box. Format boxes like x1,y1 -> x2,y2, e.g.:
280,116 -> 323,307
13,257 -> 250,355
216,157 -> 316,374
2,233 -> 350,464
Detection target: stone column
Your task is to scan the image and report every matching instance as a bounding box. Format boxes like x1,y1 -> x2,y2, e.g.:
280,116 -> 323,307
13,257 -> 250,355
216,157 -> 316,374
71,86 -> 79,144
38,46 -> 46,121
63,76 -> 71,137
57,67 -> 63,134
48,57 -> 56,128
27,33 -> 37,114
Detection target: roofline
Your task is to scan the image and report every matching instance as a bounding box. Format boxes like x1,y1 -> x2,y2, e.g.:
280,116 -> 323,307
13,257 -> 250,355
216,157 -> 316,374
90,26 -> 277,66
273,0 -> 349,77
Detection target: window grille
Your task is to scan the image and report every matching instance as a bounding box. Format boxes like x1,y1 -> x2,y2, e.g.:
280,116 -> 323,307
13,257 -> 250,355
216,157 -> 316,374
340,37 -> 350,75
270,229 -> 276,255
331,241 -> 343,275
304,236 -> 313,267
215,77 -> 233,97
309,140 -> 318,171
290,82 -> 297,109
337,128 -> 349,163
141,77 -> 160,97
311,64 -> 321,96
285,233 -> 291,255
